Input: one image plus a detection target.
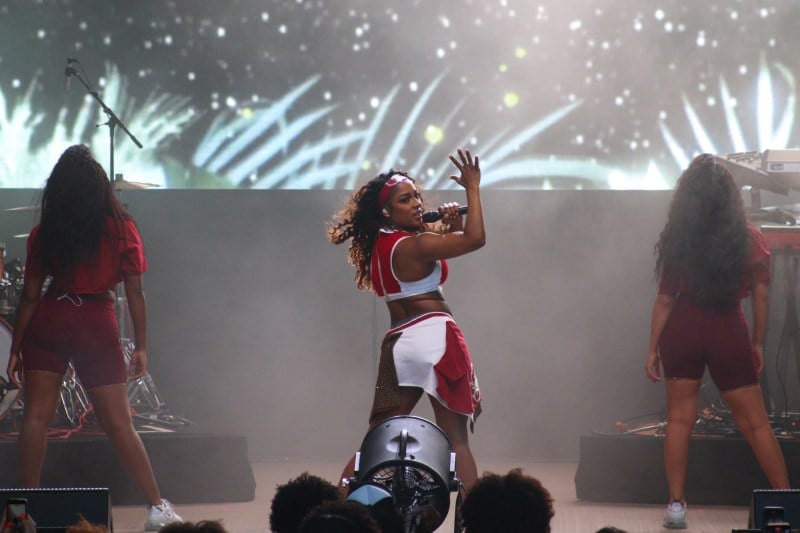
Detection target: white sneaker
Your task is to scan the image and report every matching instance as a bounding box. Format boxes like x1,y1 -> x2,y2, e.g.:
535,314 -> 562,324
663,499 -> 687,529
145,498 -> 182,531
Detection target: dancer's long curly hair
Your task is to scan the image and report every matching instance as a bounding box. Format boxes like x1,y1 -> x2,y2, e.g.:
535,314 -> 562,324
655,153 -> 751,304
327,169 -> 416,291
36,144 -> 132,283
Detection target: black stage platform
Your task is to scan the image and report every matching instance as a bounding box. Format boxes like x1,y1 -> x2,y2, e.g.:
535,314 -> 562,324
0,430 -> 256,505
575,434 -> 800,505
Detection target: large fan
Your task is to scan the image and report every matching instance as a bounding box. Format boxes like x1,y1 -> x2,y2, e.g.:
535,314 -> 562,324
347,416 -> 461,532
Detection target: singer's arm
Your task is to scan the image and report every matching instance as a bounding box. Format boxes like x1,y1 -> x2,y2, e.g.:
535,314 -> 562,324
406,148 -> 485,261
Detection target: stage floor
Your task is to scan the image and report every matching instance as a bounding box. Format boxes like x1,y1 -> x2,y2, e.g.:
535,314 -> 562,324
106,461 -> 750,533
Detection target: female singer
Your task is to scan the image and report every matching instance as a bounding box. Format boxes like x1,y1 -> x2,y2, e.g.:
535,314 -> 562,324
328,148 -> 484,491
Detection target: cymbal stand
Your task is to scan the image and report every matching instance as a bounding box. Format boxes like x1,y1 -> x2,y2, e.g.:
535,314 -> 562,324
116,285 -> 193,427
58,365 -> 90,427
112,194 -> 190,428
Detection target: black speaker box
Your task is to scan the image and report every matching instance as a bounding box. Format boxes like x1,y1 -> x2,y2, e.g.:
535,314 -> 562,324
0,487 -> 112,532
749,489 -> 800,529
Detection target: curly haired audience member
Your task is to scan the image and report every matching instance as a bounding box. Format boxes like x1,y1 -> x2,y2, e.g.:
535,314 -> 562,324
158,520 -> 228,532
269,472 -> 341,533
460,468 -> 554,533
297,501 -> 381,533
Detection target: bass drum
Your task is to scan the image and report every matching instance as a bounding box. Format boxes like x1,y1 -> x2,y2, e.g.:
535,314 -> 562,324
0,318 -> 20,419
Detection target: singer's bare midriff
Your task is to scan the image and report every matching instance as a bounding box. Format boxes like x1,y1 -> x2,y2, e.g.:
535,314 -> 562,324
386,291 -> 452,325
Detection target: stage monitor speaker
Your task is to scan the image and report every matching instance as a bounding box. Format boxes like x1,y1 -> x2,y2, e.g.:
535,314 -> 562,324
0,487 -> 111,532
748,489 -> 800,529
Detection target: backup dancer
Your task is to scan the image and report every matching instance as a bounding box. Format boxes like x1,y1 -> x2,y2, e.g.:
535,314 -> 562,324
646,153 -> 789,529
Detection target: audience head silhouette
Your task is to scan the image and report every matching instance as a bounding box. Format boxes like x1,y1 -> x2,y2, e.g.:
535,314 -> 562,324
157,520 -> 229,532
297,501 -> 381,533
460,468 -> 554,533
269,471 -> 341,533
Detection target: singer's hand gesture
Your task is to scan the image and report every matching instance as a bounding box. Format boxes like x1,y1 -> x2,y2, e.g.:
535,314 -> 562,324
449,148 -> 480,190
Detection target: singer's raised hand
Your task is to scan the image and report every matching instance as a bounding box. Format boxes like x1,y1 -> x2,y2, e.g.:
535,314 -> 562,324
449,148 -> 481,190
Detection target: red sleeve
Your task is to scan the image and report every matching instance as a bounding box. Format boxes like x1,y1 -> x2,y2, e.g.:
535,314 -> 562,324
749,226 -> 771,286
120,219 -> 147,275
24,225 -> 43,279
657,266 -> 677,295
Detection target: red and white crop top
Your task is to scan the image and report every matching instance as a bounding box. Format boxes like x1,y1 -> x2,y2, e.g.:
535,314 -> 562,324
370,228 -> 448,301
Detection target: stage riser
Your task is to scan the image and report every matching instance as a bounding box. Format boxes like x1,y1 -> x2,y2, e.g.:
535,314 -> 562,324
574,435 -> 799,505
0,433 -> 255,505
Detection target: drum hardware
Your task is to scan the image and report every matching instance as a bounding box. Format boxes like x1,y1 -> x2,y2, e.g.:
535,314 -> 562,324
0,318 -> 21,420
116,287 -> 188,425
57,364 -> 90,428
0,259 -> 24,319
112,178 -> 159,190
121,337 -> 166,414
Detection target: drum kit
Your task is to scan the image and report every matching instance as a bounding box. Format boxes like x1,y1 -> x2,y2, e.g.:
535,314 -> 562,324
0,183 -> 188,430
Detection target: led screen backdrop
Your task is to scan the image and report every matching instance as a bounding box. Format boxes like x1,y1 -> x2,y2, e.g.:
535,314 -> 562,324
0,0 -> 797,189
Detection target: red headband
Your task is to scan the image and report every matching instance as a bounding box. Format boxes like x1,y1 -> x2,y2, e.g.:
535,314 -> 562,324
377,174 -> 411,212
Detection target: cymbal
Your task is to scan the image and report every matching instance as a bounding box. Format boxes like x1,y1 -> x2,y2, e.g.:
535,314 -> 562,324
113,178 -> 159,190
12,233 -> 29,239
4,205 -> 38,213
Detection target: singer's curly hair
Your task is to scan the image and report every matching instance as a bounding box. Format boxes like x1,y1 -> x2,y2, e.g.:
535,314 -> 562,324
327,169 -> 415,291
35,144 -> 133,284
655,153 -> 751,304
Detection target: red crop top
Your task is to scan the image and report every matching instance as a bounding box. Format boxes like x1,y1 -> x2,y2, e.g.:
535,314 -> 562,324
371,229 -> 448,301
25,217 -> 147,293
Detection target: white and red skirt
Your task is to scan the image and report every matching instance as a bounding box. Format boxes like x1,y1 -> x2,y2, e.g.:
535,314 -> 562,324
370,312 -> 481,423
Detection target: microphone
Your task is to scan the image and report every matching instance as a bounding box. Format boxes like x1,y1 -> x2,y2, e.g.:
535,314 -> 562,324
64,58 -> 78,91
64,66 -> 74,91
422,205 -> 468,223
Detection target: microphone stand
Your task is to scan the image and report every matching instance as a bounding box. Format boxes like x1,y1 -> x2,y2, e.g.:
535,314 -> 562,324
65,65 -> 143,185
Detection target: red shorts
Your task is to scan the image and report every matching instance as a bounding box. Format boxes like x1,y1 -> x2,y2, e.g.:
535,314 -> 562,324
21,293 -> 127,389
658,296 -> 757,392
